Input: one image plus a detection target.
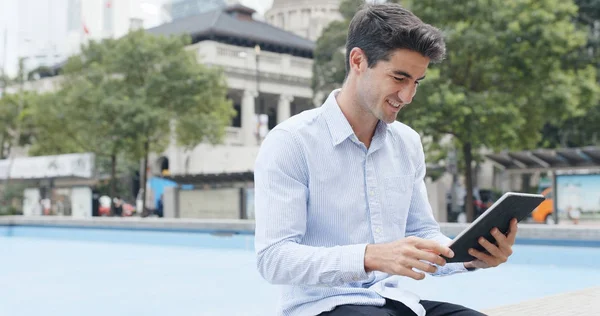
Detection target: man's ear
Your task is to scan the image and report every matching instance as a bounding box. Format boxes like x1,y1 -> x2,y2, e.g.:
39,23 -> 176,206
348,47 -> 367,75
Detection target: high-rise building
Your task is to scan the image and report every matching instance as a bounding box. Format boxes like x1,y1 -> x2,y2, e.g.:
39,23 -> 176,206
65,0 -> 164,56
163,0 -> 228,21
6,0 -> 168,76
264,0 -> 342,42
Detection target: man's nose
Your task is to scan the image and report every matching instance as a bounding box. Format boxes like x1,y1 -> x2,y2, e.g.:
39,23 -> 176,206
397,86 -> 416,105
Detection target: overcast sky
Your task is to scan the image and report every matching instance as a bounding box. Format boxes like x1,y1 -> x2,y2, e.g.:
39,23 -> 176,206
0,0 -> 276,77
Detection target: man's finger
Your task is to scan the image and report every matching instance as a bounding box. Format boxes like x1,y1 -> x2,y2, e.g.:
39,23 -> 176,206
491,227 -> 507,244
393,265 -> 426,280
492,229 -> 515,255
469,248 -> 499,267
417,249 -> 447,267
406,258 -> 438,274
405,268 -> 426,280
415,239 -> 454,258
506,218 -> 518,244
478,237 -> 504,259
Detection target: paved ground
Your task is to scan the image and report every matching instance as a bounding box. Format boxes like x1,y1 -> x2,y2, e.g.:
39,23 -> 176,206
483,287 -> 600,316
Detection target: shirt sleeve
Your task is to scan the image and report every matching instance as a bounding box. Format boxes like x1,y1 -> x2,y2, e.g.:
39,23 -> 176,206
404,137 -> 467,276
254,128 -> 370,286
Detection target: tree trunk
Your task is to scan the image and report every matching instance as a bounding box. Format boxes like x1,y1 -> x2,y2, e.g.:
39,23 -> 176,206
521,173 -> 531,193
140,139 -> 150,216
0,134 -> 5,159
4,142 -> 10,160
109,153 -> 117,204
463,142 -> 475,222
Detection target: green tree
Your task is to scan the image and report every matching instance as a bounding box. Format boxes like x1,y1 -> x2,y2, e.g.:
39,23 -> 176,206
0,91 -> 39,160
312,0 -> 599,221
0,58 -> 38,202
30,30 -> 235,208
538,0 -> 600,148
312,0 -> 365,102
0,57 -> 30,160
403,0 -> 598,221
0,93 -> 19,160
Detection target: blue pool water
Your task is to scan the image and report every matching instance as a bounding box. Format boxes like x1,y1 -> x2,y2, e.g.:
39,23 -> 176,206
1,226 -> 599,316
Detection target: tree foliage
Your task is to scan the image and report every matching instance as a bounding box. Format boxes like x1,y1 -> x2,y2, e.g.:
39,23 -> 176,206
404,0 -> 598,220
538,0 -> 600,147
25,30 -> 235,204
312,0 -> 599,221
312,0 -> 365,100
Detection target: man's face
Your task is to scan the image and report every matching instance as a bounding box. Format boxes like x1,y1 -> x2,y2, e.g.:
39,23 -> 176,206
356,49 -> 430,124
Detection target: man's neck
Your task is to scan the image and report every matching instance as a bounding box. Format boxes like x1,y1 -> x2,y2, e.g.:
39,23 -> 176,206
335,84 -> 378,148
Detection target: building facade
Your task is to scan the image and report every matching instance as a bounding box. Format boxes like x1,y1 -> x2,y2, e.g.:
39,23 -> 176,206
10,4 -> 511,221
146,4 -> 316,177
11,4 -> 315,175
264,0 -> 343,41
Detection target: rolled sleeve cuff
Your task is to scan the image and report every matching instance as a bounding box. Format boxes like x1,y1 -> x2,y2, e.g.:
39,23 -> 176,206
449,262 -> 468,273
339,243 -> 370,283
433,262 -> 468,276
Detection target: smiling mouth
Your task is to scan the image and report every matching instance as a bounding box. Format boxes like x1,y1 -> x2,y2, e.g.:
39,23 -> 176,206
386,99 -> 403,111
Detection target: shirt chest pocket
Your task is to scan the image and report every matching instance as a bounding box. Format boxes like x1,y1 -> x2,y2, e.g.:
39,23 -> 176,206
383,175 -> 414,224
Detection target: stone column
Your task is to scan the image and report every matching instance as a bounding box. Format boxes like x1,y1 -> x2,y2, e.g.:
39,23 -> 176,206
277,94 -> 294,124
242,89 -> 258,146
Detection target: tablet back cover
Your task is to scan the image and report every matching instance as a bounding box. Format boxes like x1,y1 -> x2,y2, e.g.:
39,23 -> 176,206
445,193 -> 545,263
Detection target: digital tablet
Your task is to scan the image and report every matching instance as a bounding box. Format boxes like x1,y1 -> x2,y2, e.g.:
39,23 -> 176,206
443,192 -> 545,263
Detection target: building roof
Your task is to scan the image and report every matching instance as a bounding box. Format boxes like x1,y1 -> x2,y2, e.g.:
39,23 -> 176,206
147,4 -> 315,58
161,171 -> 254,185
486,146 -> 600,171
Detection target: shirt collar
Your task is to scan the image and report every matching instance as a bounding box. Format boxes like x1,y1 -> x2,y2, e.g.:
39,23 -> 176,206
322,89 -> 389,148
322,89 -> 355,146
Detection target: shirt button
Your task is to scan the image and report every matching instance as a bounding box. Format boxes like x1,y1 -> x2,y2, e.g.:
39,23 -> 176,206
369,191 -> 374,196
375,227 -> 382,234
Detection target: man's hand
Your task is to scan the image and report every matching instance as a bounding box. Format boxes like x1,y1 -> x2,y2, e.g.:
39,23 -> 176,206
364,236 -> 454,280
464,218 -> 518,270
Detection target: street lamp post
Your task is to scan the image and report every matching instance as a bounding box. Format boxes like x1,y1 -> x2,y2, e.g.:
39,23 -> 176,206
254,44 -> 261,143
254,44 -> 261,94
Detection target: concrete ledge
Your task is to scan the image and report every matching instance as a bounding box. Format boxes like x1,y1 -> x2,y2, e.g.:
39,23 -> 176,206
439,222 -> 600,244
1,216 -> 600,244
0,216 -> 255,234
483,287 -> 600,316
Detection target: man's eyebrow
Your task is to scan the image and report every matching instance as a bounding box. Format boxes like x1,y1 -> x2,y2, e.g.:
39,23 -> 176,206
392,70 -> 426,81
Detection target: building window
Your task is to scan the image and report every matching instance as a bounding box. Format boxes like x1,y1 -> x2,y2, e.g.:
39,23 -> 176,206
267,108 -> 276,130
67,0 -> 82,32
301,9 -> 311,27
289,10 -> 297,26
231,101 -> 241,127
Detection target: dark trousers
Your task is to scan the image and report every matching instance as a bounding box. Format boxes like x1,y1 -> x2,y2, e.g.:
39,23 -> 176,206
318,299 -> 486,316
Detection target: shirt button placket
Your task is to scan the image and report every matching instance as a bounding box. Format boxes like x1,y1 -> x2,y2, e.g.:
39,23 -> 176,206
365,154 -> 384,242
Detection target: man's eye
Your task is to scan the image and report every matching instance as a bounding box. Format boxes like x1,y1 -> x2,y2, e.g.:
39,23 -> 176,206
393,77 -> 405,82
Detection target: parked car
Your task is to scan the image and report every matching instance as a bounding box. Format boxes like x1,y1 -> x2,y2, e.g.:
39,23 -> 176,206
531,187 -> 555,224
447,189 -> 500,223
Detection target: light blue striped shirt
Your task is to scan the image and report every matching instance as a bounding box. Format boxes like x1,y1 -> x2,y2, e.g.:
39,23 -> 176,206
254,89 -> 467,316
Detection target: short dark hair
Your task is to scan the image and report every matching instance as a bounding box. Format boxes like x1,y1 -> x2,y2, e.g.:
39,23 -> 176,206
345,3 -> 446,75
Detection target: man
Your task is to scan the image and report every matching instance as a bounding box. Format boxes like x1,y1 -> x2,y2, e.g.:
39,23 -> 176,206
254,3 -> 517,316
